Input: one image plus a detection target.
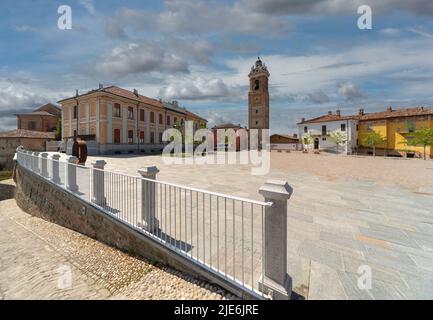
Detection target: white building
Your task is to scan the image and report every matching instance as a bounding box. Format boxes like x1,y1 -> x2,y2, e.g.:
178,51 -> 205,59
297,110 -> 359,154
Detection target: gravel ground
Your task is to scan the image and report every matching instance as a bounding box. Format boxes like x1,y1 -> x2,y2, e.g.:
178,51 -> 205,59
0,193 -> 235,300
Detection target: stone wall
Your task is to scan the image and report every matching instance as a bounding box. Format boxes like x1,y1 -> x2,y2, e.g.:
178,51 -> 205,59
0,138 -> 48,170
14,164 -> 255,299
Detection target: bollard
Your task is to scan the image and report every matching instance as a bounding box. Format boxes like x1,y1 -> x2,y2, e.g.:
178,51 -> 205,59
138,166 -> 160,233
66,156 -> 79,192
41,153 -> 49,178
258,180 -> 293,300
51,154 -> 61,184
91,160 -> 107,206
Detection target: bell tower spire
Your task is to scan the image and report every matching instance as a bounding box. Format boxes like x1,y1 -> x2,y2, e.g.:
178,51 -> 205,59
248,57 -> 270,130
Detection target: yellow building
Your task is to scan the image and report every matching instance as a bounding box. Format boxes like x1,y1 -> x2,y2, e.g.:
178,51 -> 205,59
58,85 -> 207,154
358,107 -> 433,158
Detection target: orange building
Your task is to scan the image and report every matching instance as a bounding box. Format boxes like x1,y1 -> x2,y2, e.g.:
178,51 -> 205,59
58,85 -> 207,154
16,103 -> 61,132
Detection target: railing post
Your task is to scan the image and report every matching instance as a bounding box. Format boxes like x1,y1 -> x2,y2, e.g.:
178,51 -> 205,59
32,152 -> 40,174
51,154 -> 61,184
258,180 -> 293,300
66,156 -> 79,192
91,160 -> 107,206
138,166 -> 160,232
41,153 -> 49,178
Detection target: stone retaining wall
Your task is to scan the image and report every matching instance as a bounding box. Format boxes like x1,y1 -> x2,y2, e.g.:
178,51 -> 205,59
14,164 -> 256,299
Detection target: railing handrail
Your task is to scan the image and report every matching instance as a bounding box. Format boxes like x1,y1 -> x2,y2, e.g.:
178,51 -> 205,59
17,150 -> 272,207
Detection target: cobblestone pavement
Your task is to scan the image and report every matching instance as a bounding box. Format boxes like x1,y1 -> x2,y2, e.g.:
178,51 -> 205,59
85,152 -> 433,299
0,196 -> 233,300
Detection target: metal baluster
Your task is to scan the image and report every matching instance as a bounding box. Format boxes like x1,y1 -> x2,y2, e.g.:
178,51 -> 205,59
225,198 -> 227,276
217,196 -> 219,272
242,201 -> 244,286
251,203 -> 254,290
233,199 -> 235,281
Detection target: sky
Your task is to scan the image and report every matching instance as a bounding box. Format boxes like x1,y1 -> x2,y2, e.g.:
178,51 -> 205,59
1,0 -> 433,134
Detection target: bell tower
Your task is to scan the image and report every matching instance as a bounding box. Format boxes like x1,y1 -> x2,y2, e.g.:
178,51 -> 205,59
248,57 -> 270,130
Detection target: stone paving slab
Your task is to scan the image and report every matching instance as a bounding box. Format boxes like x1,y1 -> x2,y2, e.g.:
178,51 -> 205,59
0,197 -> 232,300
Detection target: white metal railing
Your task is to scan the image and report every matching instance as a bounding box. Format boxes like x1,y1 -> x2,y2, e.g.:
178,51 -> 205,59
16,150 -> 273,299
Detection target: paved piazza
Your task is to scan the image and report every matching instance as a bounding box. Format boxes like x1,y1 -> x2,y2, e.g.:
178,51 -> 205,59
86,151 -> 433,299
0,197 -> 231,300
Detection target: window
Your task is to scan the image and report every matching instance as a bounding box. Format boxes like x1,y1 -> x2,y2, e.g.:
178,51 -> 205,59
341,124 -> 346,132
181,119 -> 184,126
356,124 -> 359,131
255,109 -> 258,114
304,126 -> 308,133
406,118 -> 416,132
128,107 -> 134,120
114,129 -> 121,144
159,114 -> 163,125
256,121 -> 259,125
167,115 -> 171,125
322,125 -> 327,135
159,132 -> 163,142
174,117 -> 178,124
150,112 -> 155,123
254,79 -> 260,91
73,130 -> 77,137
140,131 -> 145,143
28,121 -> 36,130
150,132 -> 155,144
140,109 -> 145,122
128,130 -> 133,144
73,106 -> 78,119
114,104 -> 121,118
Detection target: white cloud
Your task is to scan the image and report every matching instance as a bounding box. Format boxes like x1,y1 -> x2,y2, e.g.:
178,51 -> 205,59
337,81 -> 364,101
159,77 -> 244,101
79,0 -> 96,16
379,28 -> 400,37
93,43 -> 189,78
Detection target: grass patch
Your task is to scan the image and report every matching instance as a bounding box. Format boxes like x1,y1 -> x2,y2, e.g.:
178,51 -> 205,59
0,171 -> 12,181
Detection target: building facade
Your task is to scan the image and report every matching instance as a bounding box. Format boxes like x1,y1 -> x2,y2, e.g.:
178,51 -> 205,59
58,86 -> 207,154
16,103 -> 61,132
298,107 -> 433,158
248,57 -> 270,130
297,110 -> 359,154
358,107 -> 433,158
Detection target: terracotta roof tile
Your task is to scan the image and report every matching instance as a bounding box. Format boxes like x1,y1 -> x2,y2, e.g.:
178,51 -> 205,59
360,107 -> 433,120
0,129 -> 56,139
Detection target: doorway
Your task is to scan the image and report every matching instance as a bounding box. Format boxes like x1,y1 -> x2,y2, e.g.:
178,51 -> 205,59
314,138 -> 319,150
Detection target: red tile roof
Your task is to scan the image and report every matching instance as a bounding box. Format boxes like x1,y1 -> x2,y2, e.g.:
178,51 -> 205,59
360,107 -> 433,120
298,114 -> 358,124
0,129 -> 56,139
299,107 -> 433,124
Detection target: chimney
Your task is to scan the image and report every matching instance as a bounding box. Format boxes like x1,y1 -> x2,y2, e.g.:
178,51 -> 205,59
172,100 -> 178,106
328,111 -> 332,115
75,89 -> 79,97
301,117 -> 305,122
133,89 -> 139,96
99,83 -> 103,90
387,106 -> 393,112
293,133 -> 298,138
336,109 -> 341,116
359,108 -> 364,116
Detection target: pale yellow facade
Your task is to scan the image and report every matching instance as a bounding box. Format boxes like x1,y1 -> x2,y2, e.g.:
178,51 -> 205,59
60,86 -> 207,154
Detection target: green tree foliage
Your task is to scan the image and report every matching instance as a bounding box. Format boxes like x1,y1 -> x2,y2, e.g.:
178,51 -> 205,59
54,119 -> 62,141
405,128 -> 433,160
329,131 -> 347,154
362,131 -> 386,157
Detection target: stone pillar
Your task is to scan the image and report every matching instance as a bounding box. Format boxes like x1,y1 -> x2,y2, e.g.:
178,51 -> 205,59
91,160 -> 107,206
32,152 -> 40,174
41,153 -> 49,178
51,154 -> 61,184
258,180 -> 293,300
138,166 -> 160,232
66,156 -> 79,192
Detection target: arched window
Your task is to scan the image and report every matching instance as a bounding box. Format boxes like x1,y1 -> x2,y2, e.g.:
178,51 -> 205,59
254,79 -> 260,91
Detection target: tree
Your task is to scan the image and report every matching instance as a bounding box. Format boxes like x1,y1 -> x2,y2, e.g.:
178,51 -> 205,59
362,131 -> 386,157
54,119 -> 62,141
303,133 -> 314,150
405,128 -> 433,160
329,131 -> 347,154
